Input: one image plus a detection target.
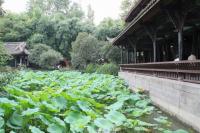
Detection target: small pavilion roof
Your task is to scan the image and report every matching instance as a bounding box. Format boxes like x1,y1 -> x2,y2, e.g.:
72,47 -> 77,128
4,42 -> 30,55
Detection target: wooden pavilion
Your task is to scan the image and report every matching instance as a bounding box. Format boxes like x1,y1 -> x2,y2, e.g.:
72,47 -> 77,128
113,0 -> 200,84
5,42 -> 30,67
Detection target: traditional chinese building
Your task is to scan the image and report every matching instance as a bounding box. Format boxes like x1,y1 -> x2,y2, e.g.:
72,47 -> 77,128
113,0 -> 200,131
5,42 -> 29,67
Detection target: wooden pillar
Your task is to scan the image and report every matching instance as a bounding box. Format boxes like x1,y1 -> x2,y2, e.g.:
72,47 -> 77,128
165,5 -> 187,60
144,24 -> 157,62
153,35 -> 157,62
134,45 -> 137,63
128,37 -> 138,64
121,48 -> 123,64
14,59 -> 17,67
20,57 -> 22,66
178,28 -> 183,60
127,49 -> 129,64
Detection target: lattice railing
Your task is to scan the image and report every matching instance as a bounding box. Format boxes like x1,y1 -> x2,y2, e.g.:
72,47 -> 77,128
120,60 -> 200,84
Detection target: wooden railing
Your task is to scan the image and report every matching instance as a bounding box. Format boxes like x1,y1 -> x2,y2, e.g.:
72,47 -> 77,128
120,60 -> 200,84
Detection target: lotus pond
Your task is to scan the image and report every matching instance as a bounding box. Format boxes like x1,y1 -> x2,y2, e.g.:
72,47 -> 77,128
0,71 -> 196,133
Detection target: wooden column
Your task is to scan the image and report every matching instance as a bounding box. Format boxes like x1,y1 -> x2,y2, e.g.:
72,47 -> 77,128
144,24 -> 157,62
127,49 -> 129,64
128,37 -> 138,63
165,5 -> 187,60
134,45 -> 137,63
178,28 -> 183,60
121,48 -> 123,64
14,59 -> 17,67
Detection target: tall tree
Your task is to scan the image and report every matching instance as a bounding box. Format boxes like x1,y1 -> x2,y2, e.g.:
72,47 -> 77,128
87,4 -> 95,24
95,18 -> 124,41
28,0 -> 83,18
120,0 -> 137,19
0,0 -> 4,16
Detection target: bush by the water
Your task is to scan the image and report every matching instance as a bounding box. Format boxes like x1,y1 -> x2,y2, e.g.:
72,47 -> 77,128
84,64 -> 99,73
85,63 -> 119,76
0,67 -> 18,93
96,63 -> 119,76
0,42 -> 12,66
39,49 -> 63,69
29,44 -> 63,69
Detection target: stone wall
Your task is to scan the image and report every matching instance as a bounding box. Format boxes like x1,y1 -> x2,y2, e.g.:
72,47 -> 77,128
119,71 -> 200,132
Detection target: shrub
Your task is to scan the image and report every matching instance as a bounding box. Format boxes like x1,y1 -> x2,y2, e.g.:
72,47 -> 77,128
29,43 -> 51,66
29,43 -> 63,69
0,42 -> 12,66
100,43 -> 121,64
27,34 -> 46,48
0,67 -> 18,94
39,49 -> 63,69
84,64 -> 99,73
71,32 -> 102,69
96,63 -> 119,76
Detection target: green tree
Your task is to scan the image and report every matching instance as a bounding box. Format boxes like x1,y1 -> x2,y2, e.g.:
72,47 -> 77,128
0,13 -> 32,42
39,49 -> 63,69
71,32 -> 102,69
120,0 -> 137,19
0,42 -> 12,66
100,42 -> 121,64
0,0 -> 4,16
29,43 -> 63,69
87,4 -> 95,24
95,18 -> 124,41
29,43 -> 51,66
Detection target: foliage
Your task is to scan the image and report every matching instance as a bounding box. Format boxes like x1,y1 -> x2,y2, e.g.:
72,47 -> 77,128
0,0 -> 90,59
27,33 -> 46,47
95,18 -> 124,41
29,44 -> 63,69
0,13 -> 32,42
120,0 -> 137,19
29,44 -> 51,66
100,42 -> 121,64
71,32 -> 102,69
0,0 -> 4,16
84,64 -> 99,74
96,63 -> 119,76
0,42 -> 12,66
39,49 -> 63,69
0,67 -> 18,93
0,71 -> 190,132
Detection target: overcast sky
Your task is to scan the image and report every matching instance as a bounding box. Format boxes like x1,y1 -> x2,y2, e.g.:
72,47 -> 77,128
2,0 -> 122,24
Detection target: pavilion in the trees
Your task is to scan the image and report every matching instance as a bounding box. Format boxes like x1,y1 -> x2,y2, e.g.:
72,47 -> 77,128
5,42 -> 29,67
113,0 -> 200,131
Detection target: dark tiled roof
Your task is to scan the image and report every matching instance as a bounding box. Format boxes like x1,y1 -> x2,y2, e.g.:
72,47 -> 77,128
4,42 -> 30,55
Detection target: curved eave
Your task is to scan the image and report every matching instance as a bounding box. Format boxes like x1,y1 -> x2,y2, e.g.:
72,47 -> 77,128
113,0 -> 161,46
125,0 -> 148,22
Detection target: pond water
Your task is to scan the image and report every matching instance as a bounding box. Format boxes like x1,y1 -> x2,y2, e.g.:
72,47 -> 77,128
119,102 -> 197,133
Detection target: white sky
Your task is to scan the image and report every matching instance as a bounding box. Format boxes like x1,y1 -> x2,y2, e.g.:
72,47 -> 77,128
2,0 -> 122,24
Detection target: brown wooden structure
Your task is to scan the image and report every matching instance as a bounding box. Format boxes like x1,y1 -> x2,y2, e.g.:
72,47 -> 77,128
113,0 -> 200,83
5,42 -> 29,67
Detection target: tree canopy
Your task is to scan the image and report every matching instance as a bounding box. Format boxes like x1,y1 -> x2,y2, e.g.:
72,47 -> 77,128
120,0 -> 137,19
0,0 -> 127,69
95,18 -> 124,41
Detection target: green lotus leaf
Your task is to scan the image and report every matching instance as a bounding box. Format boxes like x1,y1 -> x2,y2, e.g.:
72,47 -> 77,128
94,118 -> 114,130
105,111 -> 126,126
29,126 -> 45,133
